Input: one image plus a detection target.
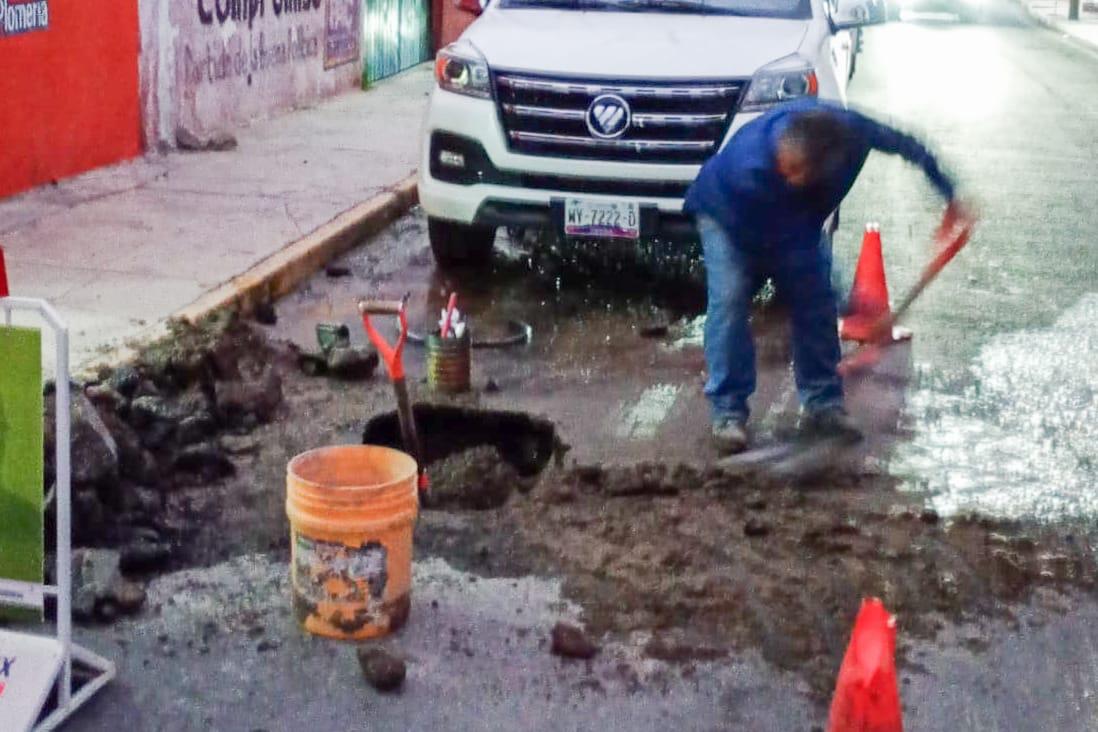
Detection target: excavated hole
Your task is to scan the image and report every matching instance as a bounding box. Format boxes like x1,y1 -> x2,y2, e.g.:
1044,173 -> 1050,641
361,404 -> 559,477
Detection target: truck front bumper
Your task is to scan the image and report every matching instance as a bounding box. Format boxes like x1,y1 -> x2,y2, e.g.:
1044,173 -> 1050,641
419,88 -> 759,240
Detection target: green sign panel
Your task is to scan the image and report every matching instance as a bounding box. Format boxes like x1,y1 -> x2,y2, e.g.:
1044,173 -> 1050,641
0,326 -> 44,620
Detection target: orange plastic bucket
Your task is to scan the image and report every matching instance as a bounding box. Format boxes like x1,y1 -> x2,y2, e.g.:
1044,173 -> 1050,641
286,445 -> 418,640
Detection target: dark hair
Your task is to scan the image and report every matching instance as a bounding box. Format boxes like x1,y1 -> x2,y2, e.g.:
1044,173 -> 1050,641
780,109 -> 852,182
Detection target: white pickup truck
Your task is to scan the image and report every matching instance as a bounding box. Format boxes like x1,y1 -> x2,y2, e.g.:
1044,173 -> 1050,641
419,0 -> 886,266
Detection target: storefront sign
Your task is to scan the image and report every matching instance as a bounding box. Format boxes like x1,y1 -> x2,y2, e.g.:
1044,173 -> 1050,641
0,0 -> 49,37
324,0 -> 360,68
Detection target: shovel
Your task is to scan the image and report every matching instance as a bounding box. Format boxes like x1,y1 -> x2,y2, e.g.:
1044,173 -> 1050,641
358,296 -> 429,495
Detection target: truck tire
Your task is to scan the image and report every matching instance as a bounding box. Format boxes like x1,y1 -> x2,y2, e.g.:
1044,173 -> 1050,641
428,218 -> 497,268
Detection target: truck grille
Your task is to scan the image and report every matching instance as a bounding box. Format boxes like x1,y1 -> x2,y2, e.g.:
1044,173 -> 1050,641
494,73 -> 745,165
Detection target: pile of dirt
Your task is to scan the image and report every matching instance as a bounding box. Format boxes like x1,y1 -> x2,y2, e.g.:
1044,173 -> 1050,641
47,311 -> 294,575
507,463 -> 1098,697
424,446 -> 531,511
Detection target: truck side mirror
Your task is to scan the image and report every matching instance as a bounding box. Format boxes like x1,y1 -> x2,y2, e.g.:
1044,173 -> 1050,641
456,0 -> 487,15
832,0 -> 887,28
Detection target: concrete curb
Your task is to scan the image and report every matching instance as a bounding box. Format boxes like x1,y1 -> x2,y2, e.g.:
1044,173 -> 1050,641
76,174 -> 418,377
1022,4 -> 1098,56
175,174 -> 419,323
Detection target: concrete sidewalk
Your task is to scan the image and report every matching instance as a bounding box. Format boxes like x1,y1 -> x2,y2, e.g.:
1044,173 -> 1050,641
0,65 -> 433,371
1027,0 -> 1098,48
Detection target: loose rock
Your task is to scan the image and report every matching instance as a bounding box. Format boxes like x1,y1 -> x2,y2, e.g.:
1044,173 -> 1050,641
177,414 -> 217,446
176,127 -> 237,152
120,537 -> 172,572
107,366 -> 141,397
253,302 -> 278,326
72,549 -> 122,619
99,411 -> 160,484
111,579 -> 147,615
221,434 -> 262,456
215,368 -> 283,425
85,384 -> 127,414
550,622 -> 599,660
325,345 -> 380,380
357,647 -> 407,692
744,518 -> 771,538
129,395 -> 184,428
173,443 -> 235,481
71,394 -> 120,486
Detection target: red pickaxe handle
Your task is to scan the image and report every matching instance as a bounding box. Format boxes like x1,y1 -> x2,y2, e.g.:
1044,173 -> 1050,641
839,214 -> 974,375
872,218 -> 972,338
440,292 -> 458,339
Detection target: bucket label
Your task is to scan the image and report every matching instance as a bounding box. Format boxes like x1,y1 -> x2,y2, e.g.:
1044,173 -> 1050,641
292,534 -> 388,604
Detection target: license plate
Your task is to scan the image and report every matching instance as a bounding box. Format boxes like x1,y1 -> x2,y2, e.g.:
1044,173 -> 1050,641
563,199 -> 640,240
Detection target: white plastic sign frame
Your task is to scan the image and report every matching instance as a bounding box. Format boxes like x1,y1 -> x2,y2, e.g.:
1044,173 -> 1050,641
0,297 -> 115,731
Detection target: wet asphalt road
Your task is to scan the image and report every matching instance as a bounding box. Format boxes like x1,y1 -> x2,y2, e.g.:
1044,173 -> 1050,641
273,16 -> 1098,525
69,14 -> 1098,732
838,19 -> 1098,522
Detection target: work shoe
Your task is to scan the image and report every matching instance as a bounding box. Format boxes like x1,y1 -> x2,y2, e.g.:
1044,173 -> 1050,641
712,418 -> 749,455
800,407 -> 863,444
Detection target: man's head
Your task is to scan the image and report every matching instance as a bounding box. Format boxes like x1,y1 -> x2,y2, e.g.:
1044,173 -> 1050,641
775,109 -> 852,189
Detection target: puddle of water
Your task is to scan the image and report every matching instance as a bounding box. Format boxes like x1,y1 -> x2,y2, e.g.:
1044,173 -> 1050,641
893,293 -> 1098,521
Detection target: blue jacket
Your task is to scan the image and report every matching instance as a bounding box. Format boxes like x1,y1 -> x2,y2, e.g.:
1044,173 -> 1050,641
684,99 -> 955,251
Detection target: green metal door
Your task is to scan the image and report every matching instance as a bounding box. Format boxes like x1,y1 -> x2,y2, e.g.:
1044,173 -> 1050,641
363,0 -> 432,85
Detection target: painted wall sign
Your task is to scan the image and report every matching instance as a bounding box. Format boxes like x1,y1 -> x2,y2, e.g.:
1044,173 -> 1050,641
323,0 -> 360,68
196,0 -> 322,29
140,0 -> 360,142
0,0 -> 49,38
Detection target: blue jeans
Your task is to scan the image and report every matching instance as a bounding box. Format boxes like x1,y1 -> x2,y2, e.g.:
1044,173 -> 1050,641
697,214 -> 843,423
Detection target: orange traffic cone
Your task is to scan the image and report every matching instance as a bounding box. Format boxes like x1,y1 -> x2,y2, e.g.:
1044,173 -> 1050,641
840,224 -> 893,343
827,598 -> 903,732
0,245 -> 8,298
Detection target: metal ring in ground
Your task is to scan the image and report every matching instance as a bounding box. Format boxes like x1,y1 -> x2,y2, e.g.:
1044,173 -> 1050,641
405,319 -> 533,349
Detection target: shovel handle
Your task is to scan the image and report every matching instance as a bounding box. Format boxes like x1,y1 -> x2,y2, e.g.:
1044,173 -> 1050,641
358,296 -> 409,380
358,299 -> 405,316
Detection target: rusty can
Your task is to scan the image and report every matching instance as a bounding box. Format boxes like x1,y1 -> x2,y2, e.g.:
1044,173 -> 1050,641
426,328 -> 471,393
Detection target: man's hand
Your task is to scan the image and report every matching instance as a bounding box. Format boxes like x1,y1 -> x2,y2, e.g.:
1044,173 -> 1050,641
936,199 -> 977,243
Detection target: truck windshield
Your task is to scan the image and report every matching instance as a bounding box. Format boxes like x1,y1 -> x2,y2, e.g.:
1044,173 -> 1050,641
498,0 -> 811,19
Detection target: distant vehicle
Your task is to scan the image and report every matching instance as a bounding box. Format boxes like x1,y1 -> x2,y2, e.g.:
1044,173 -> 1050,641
419,0 -> 887,267
887,0 -> 986,22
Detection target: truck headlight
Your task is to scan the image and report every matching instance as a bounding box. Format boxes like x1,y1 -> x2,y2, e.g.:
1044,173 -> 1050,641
741,57 -> 818,112
434,41 -> 491,99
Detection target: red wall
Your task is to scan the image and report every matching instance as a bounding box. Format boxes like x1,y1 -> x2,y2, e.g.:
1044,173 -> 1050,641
0,0 -> 142,199
433,0 -> 478,51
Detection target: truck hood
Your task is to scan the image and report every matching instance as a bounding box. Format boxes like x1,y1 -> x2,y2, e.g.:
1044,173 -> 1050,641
463,8 -> 809,79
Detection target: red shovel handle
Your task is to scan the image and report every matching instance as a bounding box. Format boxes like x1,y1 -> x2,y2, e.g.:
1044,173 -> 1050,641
358,298 -> 408,380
